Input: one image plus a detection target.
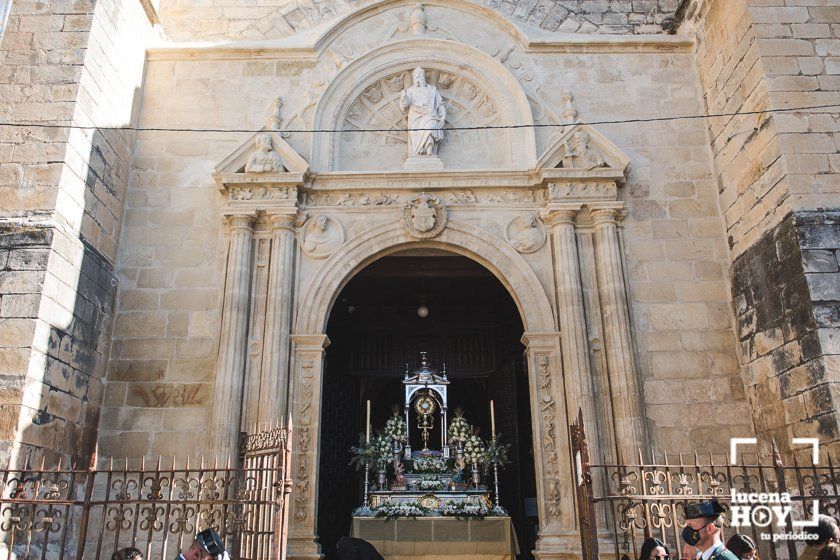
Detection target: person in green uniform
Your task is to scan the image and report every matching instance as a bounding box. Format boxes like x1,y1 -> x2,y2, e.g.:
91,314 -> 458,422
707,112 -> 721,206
681,500 -> 739,560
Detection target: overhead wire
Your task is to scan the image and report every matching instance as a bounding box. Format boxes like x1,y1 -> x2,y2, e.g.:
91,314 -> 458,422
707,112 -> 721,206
0,102 -> 838,135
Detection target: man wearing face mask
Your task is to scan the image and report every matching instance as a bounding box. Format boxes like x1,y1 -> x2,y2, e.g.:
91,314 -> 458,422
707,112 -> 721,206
681,500 -> 738,560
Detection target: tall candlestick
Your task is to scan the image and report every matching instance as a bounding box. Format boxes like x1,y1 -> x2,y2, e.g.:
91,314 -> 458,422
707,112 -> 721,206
490,400 -> 496,437
366,400 -> 371,443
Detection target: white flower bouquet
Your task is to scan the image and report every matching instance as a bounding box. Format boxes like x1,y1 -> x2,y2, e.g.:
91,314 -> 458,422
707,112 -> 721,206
374,501 -> 429,519
412,456 -> 447,473
439,499 -> 491,518
448,413 -> 470,443
463,435 -> 486,464
385,414 -> 407,443
418,476 -> 445,491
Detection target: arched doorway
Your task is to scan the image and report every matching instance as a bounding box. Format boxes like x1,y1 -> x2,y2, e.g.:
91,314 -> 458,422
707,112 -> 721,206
288,220 -> 574,560
316,252 -> 538,560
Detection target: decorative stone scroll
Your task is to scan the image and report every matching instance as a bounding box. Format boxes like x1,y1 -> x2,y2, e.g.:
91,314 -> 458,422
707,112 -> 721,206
401,193 -> 447,239
300,216 -> 344,259
537,354 -> 562,517
229,186 -> 297,202
505,214 -> 546,253
303,189 -> 539,207
547,182 -> 617,201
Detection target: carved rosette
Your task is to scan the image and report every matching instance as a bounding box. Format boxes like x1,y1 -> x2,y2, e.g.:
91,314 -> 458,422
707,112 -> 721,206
401,193 -> 447,239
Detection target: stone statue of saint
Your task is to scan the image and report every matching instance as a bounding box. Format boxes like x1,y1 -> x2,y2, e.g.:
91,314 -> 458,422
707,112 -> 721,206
245,134 -> 284,173
562,130 -> 606,170
399,67 -> 446,158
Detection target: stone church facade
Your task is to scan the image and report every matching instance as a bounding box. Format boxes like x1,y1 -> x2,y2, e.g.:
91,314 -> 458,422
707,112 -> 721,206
0,0 -> 838,558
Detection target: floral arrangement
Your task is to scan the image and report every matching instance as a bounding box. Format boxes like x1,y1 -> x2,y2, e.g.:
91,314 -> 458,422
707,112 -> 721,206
463,435 -> 486,464
373,501 -> 430,519
412,456 -> 447,473
349,435 -> 377,472
372,434 -> 394,471
352,506 -> 375,517
448,411 -> 470,443
482,434 -> 511,474
418,476 -> 445,491
385,413 -> 407,443
351,434 -> 394,472
439,499 -> 491,518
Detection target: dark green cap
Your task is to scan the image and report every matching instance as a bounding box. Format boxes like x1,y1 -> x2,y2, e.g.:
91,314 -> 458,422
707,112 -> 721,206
684,500 -> 727,520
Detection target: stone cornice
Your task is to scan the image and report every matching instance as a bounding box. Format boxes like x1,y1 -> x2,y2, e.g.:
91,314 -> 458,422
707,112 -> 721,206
308,168 -> 622,190
146,35 -> 692,61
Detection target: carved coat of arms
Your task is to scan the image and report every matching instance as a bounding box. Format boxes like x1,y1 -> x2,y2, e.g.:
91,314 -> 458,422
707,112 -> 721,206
402,193 -> 447,239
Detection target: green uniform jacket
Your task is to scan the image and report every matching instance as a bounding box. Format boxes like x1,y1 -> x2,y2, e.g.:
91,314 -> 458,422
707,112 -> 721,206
709,547 -> 740,560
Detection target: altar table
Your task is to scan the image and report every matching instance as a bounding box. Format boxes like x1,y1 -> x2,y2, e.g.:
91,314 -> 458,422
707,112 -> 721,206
351,516 -> 519,560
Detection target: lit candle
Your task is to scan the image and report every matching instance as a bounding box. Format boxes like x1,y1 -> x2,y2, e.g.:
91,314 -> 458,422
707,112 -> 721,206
490,400 -> 496,437
366,400 -> 371,443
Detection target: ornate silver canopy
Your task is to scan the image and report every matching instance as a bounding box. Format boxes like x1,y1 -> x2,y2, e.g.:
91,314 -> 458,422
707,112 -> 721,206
403,351 -> 449,457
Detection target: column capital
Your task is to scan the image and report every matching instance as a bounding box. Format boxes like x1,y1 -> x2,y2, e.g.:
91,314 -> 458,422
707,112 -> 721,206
222,212 -> 256,233
590,205 -> 625,228
266,211 -> 298,232
521,331 -> 562,351
291,334 -> 330,352
540,206 -> 580,227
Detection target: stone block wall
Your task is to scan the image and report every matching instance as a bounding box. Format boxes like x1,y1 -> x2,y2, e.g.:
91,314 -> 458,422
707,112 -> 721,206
732,211 -> 840,449
156,0 -> 681,41
0,0 -> 154,466
680,0 -> 840,455
100,40 -> 751,459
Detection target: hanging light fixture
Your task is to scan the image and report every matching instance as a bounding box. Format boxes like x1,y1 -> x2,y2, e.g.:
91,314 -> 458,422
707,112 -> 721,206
417,295 -> 430,318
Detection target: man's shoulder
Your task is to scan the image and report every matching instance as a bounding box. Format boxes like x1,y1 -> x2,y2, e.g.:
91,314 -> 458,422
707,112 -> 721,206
711,548 -> 740,560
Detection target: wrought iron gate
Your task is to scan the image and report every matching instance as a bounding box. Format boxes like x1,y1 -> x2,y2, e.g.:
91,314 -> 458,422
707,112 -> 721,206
571,411 -> 840,560
0,423 -> 292,560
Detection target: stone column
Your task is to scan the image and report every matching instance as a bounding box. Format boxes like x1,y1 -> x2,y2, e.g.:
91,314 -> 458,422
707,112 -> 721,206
521,332 -> 579,560
287,334 -> 330,560
576,231 -> 618,464
544,207 -> 603,459
591,207 -> 646,463
258,212 -> 298,425
210,213 -> 255,458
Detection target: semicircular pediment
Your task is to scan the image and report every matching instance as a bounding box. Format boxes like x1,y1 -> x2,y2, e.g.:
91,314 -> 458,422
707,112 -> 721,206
312,39 -> 536,172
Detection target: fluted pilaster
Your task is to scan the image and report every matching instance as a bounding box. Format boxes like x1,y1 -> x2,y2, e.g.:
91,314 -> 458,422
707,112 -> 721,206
211,213 -> 256,457
258,213 -> 298,424
591,207 -> 645,462
545,208 -> 600,449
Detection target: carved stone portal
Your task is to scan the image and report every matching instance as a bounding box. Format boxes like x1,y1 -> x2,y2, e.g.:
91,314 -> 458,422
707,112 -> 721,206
505,214 -> 546,253
401,193 -> 447,239
301,216 -> 344,259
